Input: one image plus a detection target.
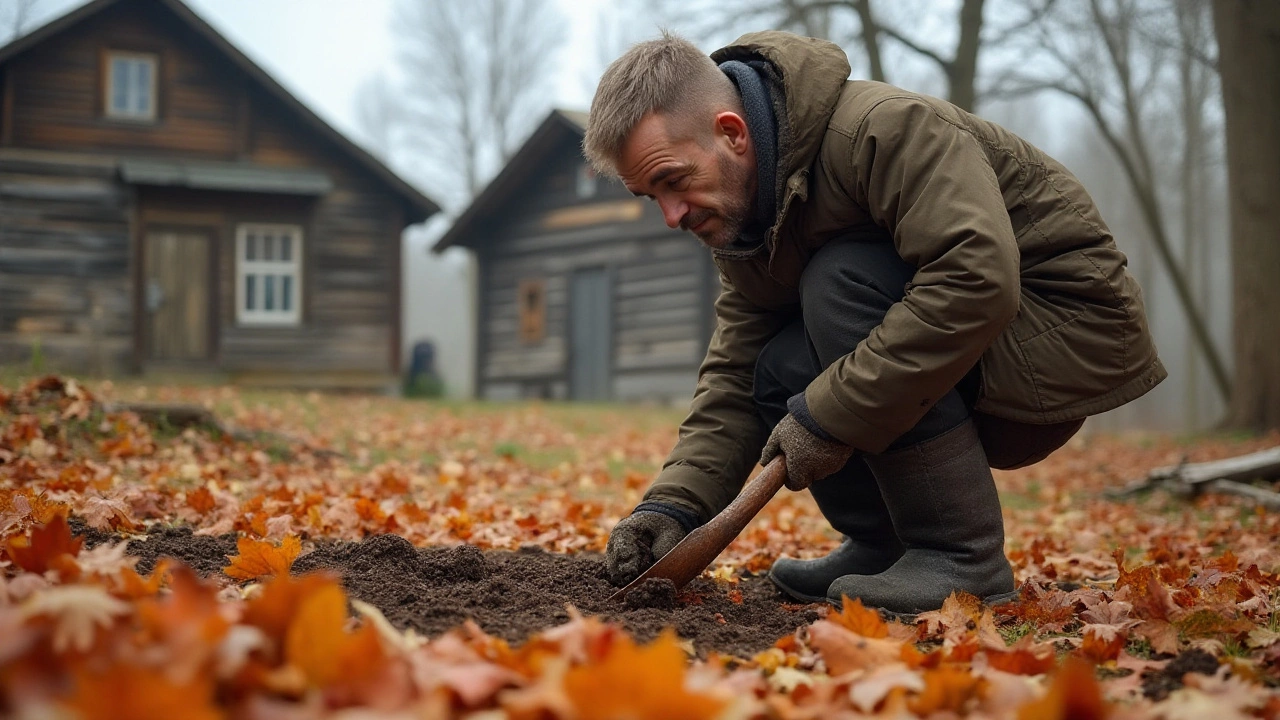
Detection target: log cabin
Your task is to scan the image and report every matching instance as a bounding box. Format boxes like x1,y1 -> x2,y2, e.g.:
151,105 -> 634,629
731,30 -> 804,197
434,110 -> 720,402
0,0 -> 439,389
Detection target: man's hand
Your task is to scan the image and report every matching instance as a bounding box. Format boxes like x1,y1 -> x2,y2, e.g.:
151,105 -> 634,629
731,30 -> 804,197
761,414 -> 854,491
605,508 -> 690,586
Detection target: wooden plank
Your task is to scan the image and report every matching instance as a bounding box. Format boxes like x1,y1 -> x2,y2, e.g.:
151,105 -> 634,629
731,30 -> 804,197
616,275 -> 696,298
616,306 -> 701,331
539,199 -> 644,231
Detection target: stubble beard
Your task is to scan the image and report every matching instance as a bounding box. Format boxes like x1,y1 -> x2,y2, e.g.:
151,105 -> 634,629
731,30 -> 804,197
688,152 -> 754,250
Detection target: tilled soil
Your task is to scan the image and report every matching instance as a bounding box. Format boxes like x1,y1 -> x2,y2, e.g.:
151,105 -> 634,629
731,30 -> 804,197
80,526 -> 822,658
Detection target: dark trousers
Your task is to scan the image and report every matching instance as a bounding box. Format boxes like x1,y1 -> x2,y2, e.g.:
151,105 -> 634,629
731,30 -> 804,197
753,237 -> 1083,472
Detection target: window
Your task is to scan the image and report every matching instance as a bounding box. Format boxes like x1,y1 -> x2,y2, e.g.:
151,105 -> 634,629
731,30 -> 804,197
105,51 -> 158,121
518,279 -> 546,344
236,224 -> 302,326
575,164 -> 597,199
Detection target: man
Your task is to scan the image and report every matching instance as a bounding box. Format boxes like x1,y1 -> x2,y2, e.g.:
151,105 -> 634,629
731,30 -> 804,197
584,31 -> 1165,615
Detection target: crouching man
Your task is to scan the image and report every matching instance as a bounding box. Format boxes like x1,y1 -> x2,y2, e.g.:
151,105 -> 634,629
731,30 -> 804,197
584,30 -> 1165,615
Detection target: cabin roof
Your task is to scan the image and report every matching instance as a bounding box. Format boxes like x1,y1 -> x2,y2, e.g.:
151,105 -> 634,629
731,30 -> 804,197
432,109 -> 588,253
0,0 -> 440,224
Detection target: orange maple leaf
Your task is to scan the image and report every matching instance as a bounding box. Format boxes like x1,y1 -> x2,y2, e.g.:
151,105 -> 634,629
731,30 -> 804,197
1079,625 -> 1127,663
23,491 -> 73,525
242,572 -> 338,645
284,580 -> 385,687
137,565 -> 231,652
1016,658 -> 1110,720
5,513 -> 82,576
186,486 -> 216,514
807,619 -> 903,676
115,559 -> 173,600
909,665 -> 986,715
63,662 -> 224,720
985,644 -> 1058,676
562,630 -> 727,720
830,596 -> 889,638
223,535 -> 301,581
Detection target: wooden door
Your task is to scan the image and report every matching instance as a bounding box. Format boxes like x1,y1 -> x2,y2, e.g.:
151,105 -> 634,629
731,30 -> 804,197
569,267 -> 612,401
144,230 -> 211,361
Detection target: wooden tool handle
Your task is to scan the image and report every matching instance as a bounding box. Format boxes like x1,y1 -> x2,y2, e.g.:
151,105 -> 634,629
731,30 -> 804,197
608,457 -> 788,602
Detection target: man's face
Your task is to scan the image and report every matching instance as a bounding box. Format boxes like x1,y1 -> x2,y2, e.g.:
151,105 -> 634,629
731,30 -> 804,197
617,112 -> 756,250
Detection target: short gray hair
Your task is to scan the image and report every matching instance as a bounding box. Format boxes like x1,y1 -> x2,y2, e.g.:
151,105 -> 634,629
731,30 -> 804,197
583,30 -> 740,176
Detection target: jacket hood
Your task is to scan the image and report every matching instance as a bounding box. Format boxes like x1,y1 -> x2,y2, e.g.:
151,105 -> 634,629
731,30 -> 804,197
711,32 -> 851,184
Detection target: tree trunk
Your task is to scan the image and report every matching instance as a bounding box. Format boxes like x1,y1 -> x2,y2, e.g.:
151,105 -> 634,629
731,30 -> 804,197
1214,0 -> 1280,431
855,0 -> 886,82
950,0 -> 985,112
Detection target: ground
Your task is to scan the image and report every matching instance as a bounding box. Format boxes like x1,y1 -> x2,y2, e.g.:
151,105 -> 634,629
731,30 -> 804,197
2,373 -> 1279,718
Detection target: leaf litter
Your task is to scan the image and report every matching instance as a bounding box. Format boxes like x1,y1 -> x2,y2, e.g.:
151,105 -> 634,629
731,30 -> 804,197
3,374 -> 1280,718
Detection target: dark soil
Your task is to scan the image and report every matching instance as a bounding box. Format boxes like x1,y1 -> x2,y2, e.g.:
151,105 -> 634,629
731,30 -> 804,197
1140,648 -> 1220,700
78,527 -> 821,658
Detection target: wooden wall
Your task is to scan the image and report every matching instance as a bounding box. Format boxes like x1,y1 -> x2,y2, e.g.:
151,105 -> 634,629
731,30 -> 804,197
0,0 -> 411,384
0,153 -> 133,373
476,135 -> 718,402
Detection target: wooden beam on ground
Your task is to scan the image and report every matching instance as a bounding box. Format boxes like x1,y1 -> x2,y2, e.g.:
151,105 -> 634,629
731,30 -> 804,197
1106,446 -> 1280,506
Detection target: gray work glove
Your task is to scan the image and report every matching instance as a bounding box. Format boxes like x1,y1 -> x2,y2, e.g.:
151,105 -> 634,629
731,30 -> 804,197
605,502 -> 698,586
761,413 -> 855,491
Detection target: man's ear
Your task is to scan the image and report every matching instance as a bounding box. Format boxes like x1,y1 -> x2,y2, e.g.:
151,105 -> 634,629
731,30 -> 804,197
714,111 -> 751,155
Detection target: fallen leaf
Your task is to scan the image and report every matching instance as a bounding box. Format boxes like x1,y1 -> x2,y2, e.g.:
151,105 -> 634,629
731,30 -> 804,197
1016,658 -> 1110,720
223,535 -> 301,581
63,662 -> 224,720
808,619 -> 903,675
1079,624 -> 1128,663
910,664 -> 986,715
562,629 -> 728,720
829,595 -> 889,638
848,663 -> 924,712
5,513 -> 82,576
21,584 -> 130,652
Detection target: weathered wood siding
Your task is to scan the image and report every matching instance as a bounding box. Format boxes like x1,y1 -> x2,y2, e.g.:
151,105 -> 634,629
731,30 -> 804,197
477,135 -> 718,402
0,154 -> 132,372
0,0 -> 410,382
5,3 -> 242,157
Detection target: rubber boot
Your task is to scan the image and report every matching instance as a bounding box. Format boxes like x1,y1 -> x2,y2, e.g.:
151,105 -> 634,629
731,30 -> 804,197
768,457 -> 904,603
826,419 -> 1017,616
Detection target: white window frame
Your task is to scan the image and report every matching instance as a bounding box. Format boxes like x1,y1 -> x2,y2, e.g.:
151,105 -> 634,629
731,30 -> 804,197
235,224 -> 303,327
104,51 -> 158,121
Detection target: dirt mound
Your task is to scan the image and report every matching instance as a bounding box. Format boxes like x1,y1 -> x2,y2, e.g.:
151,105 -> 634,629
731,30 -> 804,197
82,527 -> 821,658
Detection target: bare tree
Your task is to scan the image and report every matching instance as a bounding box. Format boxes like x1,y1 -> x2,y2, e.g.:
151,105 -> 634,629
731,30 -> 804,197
651,0 -> 1061,112
353,73 -> 401,163
1173,0 -> 1219,422
393,0 -> 566,211
3,0 -> 39,42
1214,0 -> 1280,431
991,0 -> 1232,404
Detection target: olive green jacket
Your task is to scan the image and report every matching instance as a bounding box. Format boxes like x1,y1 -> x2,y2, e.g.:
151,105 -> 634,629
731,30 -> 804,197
644,32 -> 1166,522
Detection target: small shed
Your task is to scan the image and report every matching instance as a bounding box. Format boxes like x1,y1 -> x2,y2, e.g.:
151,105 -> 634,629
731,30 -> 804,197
0,0 -> 439,388
434,110 -> 719,402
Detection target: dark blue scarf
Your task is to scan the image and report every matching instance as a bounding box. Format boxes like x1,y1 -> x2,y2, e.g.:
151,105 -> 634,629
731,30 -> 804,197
718,59 -> 778,249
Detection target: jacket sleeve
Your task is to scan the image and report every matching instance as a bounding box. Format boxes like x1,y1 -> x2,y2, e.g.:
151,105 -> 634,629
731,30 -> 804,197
642,270 -> 792,522
804,97 -> 1021,453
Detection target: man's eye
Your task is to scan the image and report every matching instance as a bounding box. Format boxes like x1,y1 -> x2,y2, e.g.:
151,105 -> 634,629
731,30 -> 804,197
669,176 -> 688,190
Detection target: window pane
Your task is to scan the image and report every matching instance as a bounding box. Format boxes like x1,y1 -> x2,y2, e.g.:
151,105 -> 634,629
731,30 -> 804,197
263,234 -> 275,261
134,61 -> 151,114
111,58 -> 130,111
245,274 -> 256,310
245,233 -> 256,261
264,274 -> 275,311
282,275 -> 292,312
280,235 -> 292,262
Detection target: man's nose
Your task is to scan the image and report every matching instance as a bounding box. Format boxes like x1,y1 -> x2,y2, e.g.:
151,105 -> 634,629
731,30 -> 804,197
658,196 -> 686,229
